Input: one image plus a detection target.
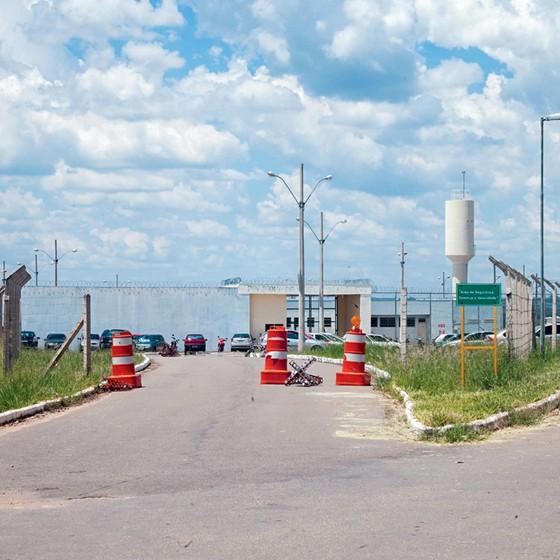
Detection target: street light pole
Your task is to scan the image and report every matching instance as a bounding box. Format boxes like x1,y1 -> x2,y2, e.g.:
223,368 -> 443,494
319,212 -> 324,332
298,164 -> 305,351
300,212 -> 347,332
267,165 -> 332,351
54,239 -> 58,287
540,113 -> 560,356
34,239 -> 77,287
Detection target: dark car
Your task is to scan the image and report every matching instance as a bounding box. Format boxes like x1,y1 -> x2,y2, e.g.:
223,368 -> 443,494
183,333 -> 207,354
100,328 -> 127,349
44,333 -> 67,350
135,334 -> 166,352
21,330 -> 39,348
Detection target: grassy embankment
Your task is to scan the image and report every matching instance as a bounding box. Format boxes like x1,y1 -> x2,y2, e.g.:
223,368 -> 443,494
0,348 -> 143,413
309,344 -> 560,436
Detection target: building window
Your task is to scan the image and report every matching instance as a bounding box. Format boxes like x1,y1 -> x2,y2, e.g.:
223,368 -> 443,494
293,317 -> 299,328
380,317 -> 396,328
324,317 -> 332,328
286,317 -> 292,328
407,317 -> 415,327
371,317 -> 378,328
307,317 -> 315,328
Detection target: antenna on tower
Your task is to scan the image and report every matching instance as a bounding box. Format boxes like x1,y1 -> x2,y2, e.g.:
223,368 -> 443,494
461,170 -> 466,199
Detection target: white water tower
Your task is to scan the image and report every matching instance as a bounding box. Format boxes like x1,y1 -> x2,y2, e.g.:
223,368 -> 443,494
445,198 -> 475,292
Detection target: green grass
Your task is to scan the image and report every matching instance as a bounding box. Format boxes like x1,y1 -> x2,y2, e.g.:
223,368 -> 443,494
0,348 -> 145,413
307,344 -> 560,429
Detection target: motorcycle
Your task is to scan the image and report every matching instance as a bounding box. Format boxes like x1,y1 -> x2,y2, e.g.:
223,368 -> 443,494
159,334 -> 179,357
217,337 -> 226,352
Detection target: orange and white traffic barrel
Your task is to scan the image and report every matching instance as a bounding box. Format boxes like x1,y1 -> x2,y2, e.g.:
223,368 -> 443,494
260,326 -> 290,384
336,317 -> 369,386
107,330 -> 142,390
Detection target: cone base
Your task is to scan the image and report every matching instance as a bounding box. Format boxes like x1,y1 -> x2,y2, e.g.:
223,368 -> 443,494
107,373 -> 142,390
260,369 -> 289,385
336,371 -> 369,386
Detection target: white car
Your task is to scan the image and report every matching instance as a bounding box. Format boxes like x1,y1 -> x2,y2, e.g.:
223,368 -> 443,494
80,333 -> 100,351
307,333 -> 342,346
446,331 -> 493,346
433,333 -> 458,347
317,332 -> 344,344
261,330 -> 327,350
486,329 -> 507,344
230,332 -> 253,352
366,333 -> 400,347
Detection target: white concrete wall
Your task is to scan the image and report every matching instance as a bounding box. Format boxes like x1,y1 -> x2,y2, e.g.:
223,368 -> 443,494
21,287 -> 250,351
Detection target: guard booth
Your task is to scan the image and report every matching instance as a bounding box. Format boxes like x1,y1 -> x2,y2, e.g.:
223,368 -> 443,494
239,282 -> 372,339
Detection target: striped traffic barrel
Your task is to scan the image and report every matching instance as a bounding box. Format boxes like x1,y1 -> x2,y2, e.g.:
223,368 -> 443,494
260,326 -> 290,384
107,330 -> 142,390
336,328 -> 369,386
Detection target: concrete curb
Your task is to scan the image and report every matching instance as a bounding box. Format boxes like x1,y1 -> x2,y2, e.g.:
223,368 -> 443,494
291,354 -> 560,437
0,354 -> 151,427
400,388 -> 560,437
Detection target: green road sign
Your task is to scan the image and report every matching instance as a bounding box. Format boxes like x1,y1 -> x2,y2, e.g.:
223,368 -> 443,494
456,283 -> 501,306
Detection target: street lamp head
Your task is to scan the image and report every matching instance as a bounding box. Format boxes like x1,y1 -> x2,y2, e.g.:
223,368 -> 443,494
72,249 -> 78,253
340,219 -> 348,224
33,248 -> 39,252
543,113 -> 560,121
323,175 -> 333,181
267,171 -> 277,177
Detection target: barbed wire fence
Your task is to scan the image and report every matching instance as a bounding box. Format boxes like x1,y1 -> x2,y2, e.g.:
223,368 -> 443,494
489,256 -> 532,359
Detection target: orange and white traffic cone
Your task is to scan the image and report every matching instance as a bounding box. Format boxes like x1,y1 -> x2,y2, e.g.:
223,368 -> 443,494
107,330 -> 142,390
336,317 -> 369,386
260,326 -> 290,384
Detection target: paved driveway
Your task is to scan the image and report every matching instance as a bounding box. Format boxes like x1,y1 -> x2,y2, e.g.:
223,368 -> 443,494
1,354 -> 560,559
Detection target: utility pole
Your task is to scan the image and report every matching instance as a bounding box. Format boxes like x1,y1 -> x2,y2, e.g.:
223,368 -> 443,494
399,242 -> 408,362
267,166 -> 332,351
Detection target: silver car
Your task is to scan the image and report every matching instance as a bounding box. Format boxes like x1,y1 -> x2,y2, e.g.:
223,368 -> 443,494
230,333 -> 253,352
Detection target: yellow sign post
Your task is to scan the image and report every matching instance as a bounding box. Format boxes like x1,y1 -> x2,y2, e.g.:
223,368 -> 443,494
457,284 -> 501,389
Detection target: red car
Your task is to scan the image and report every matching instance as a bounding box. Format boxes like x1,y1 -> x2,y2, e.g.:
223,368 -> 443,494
183,333 -> 207,354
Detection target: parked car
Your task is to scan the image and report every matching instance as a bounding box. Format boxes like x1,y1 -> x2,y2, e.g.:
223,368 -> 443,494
44,333 -> 67,350
135,334 -> 166,352
260,330 -> 326,350
535,322 -> 560,339
184,333 -> 207,353
366,333 -> 400,348
100,328 -> 127,349
21,330 -> 39,348
318,333 -> 345,344
432,333 -> 458,347
486,329 -> 507,344
132,334 -> 143,348
446,331 -> 494,346
230,333 -> 253,352
80,333 -> 100,351
307,333 -> 339,346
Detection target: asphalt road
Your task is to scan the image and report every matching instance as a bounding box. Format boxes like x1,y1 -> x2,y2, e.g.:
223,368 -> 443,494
1,353 -> 560,559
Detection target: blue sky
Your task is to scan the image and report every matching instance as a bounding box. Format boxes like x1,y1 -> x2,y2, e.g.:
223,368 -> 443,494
1,0 -> 560,289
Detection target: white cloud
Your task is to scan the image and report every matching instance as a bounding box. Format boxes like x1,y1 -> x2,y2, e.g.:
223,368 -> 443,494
77,65 -> 155,100
0,186 -> 44,217
30,112 -> 247,166
254,30 -> 290,64
419,59 -> 484,96
186,219 -> 231,238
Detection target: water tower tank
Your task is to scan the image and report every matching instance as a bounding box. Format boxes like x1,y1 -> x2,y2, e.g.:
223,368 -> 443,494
445,199 -> 475,291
